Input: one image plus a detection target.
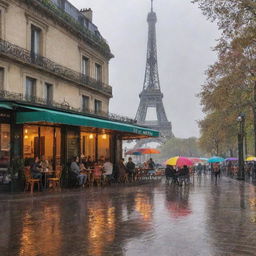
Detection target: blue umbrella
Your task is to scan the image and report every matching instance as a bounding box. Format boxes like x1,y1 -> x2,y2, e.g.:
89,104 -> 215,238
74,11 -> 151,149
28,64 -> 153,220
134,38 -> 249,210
132,151 -> 142,155
208,157 -> 225,163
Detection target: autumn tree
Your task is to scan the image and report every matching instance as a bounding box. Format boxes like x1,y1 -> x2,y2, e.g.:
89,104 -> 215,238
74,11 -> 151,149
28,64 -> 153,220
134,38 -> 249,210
193,0 -> 256,155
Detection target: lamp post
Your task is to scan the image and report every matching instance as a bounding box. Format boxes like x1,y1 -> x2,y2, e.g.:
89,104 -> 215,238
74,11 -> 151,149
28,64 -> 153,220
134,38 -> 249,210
237,113 -> 245,180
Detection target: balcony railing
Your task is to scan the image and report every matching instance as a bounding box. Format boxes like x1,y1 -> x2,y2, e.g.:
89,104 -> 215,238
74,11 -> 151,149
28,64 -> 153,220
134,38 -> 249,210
0,39 -> 112,97
0,90 -> 136,125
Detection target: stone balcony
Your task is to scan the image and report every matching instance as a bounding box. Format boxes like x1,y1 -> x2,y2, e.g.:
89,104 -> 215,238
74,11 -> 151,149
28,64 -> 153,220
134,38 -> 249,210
0,39 -> 112,98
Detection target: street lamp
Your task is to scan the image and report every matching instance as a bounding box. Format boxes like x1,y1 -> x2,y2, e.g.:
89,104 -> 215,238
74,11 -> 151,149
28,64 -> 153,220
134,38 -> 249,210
237,113 -> 245,180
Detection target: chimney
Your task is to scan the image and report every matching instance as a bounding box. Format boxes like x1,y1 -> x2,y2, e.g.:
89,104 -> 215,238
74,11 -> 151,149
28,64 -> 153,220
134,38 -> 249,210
80,8 -> 93,22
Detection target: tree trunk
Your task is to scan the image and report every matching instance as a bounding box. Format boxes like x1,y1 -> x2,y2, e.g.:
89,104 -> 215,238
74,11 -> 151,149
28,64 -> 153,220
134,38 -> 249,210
253,81 -> 256,155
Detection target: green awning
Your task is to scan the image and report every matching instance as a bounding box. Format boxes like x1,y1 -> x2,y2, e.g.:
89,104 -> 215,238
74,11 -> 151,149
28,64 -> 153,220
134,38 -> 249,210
15,105 -> 159,137
0,103 -> 13,110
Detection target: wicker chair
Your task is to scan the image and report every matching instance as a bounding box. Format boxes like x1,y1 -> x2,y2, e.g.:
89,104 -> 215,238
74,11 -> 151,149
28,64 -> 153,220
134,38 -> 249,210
48,166 -> 62,191
24,167 -> 40,194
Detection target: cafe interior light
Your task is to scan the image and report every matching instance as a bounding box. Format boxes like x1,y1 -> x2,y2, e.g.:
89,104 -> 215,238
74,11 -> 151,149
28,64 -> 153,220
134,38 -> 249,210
89,134 -> 94,139
25,129 -> 28,134
24,135 -> 28,139
102,134 -> 107,140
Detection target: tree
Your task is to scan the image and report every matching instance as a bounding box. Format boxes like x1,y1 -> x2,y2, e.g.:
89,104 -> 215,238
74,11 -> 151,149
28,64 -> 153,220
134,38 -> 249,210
159,137 -> 203,160
193,0 -> 256,155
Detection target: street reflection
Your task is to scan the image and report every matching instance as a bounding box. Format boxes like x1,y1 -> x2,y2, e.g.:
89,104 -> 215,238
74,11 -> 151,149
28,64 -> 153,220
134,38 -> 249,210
2,177 -> 256,256
18,201 -> 62,256
165,186 -> 192,219
135,193 -> 153,221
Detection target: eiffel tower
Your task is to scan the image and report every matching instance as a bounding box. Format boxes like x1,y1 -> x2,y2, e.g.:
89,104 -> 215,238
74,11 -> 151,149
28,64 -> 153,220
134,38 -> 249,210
135,0 -> 173,147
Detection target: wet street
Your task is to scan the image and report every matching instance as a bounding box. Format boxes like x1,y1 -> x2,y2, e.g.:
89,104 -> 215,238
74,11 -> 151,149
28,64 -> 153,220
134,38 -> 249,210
1,176 -> 256,256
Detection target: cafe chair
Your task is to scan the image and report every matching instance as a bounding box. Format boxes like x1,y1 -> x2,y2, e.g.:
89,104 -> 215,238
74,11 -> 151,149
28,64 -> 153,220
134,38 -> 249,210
24,167 -> 40,194
48,166 -> 62,191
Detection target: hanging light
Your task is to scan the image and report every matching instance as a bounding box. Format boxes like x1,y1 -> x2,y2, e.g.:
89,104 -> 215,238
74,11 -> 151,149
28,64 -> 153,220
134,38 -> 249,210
24,135 -> 28,139
102,134 -> 107,140
89,134 -> 94,139
25,129 -> 28,134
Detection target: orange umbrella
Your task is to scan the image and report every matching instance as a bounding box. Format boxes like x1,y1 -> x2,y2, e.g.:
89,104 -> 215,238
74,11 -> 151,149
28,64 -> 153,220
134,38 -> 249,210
137,148 -> 160,154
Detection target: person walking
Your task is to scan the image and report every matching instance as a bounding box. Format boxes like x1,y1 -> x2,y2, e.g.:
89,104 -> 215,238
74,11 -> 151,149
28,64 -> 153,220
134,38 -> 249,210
213,163 -> 221,183
126,157 -> 136,182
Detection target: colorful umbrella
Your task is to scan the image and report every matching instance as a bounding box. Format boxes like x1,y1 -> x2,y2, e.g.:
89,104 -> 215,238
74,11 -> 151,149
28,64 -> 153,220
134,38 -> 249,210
189,157 -> 203,164
225,157 -> 238,161
207,157 -> 224,163
137,148 -> 160,154
165,156 -> 194,167
125,149 -> 141,155
246,156 -> 256,161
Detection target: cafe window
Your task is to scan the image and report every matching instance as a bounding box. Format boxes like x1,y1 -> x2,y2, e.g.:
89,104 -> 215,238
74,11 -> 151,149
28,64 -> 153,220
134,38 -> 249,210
23,126 -> 39,160
67,128 -> 80,162
55,128 -> 61,166
25,77 -> 36,101
23,126 -> 61,169
95,63 -> 102,82
82,56 -> 89,76
43,83 -> 53,105
0,67 -> 4,90
94,100 -> 102,115
80,132 -> 96,162
97,134 -> 110,161
0,124 -> 10,184
40,126 -> 54,166
82,95 -> 89,112
31,25 -> 41,56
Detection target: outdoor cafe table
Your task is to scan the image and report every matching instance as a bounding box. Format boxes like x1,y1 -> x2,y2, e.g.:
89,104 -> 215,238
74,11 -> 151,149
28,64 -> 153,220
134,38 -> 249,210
41,169 -> 54,188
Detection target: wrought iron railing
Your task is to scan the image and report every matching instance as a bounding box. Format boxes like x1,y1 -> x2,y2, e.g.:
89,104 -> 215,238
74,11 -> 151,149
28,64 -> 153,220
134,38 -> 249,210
0,90 -> 136,124
0,39 -> 112,96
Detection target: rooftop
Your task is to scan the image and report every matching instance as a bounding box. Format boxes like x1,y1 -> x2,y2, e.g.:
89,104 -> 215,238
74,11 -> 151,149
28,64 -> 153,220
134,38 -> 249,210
24,0 -> 113,59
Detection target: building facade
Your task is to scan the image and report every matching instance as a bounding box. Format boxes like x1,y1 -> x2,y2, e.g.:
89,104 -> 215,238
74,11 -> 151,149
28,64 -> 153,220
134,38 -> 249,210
0,0 -> 158,188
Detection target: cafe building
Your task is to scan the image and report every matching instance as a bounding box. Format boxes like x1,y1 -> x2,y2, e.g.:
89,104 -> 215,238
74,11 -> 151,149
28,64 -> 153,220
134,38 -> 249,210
0,0 -> 159,187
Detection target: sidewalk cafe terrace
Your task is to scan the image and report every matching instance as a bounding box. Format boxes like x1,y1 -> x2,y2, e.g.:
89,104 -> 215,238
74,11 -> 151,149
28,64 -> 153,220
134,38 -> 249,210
0,100 -> 159,190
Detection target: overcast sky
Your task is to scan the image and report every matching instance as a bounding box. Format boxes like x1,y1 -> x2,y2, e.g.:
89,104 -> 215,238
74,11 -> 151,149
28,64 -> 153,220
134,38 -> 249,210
71,0 -> 220,138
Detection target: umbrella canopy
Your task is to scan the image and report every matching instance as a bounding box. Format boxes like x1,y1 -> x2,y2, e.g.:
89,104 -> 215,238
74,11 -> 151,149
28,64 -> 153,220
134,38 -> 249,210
165,156 -> 194,167
225,157 -> 238,161
125,149 -> 142,155
208,157 -> 225,163
125,148 -> 160,155
246,156 -> 256,161
137,148 -> 160,154
189,157 -> 203,164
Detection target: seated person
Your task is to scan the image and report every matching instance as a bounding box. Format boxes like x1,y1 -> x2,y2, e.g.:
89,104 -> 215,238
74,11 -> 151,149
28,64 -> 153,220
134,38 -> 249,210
30,156 -> 43,190
31,156 -> 43,180
103,158 -> 113,179
93,162 -> 102,178
70,156 -> 87,186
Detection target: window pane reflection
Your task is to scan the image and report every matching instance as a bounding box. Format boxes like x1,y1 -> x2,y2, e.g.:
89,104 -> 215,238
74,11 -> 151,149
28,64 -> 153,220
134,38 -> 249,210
80,132 -> 96,161
98,134 -> 110,160
23,126 -> 39,160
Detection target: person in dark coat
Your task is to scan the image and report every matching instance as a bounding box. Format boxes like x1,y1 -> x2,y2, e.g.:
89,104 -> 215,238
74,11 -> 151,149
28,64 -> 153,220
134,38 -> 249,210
126,157 -> 135,182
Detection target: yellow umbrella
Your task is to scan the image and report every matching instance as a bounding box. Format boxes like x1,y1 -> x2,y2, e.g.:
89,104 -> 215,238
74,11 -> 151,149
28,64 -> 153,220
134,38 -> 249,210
246,156 -> 256,161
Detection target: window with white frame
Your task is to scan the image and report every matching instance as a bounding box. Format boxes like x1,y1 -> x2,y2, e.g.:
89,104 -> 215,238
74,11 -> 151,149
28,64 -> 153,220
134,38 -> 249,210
31,25 -> 41,56
25,77 -> 36,101
82,56 -> 89,77
43,83 -> 53,105
82,95 -> 90,112
94,99 -> 102,114
95,63 -> 102,82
